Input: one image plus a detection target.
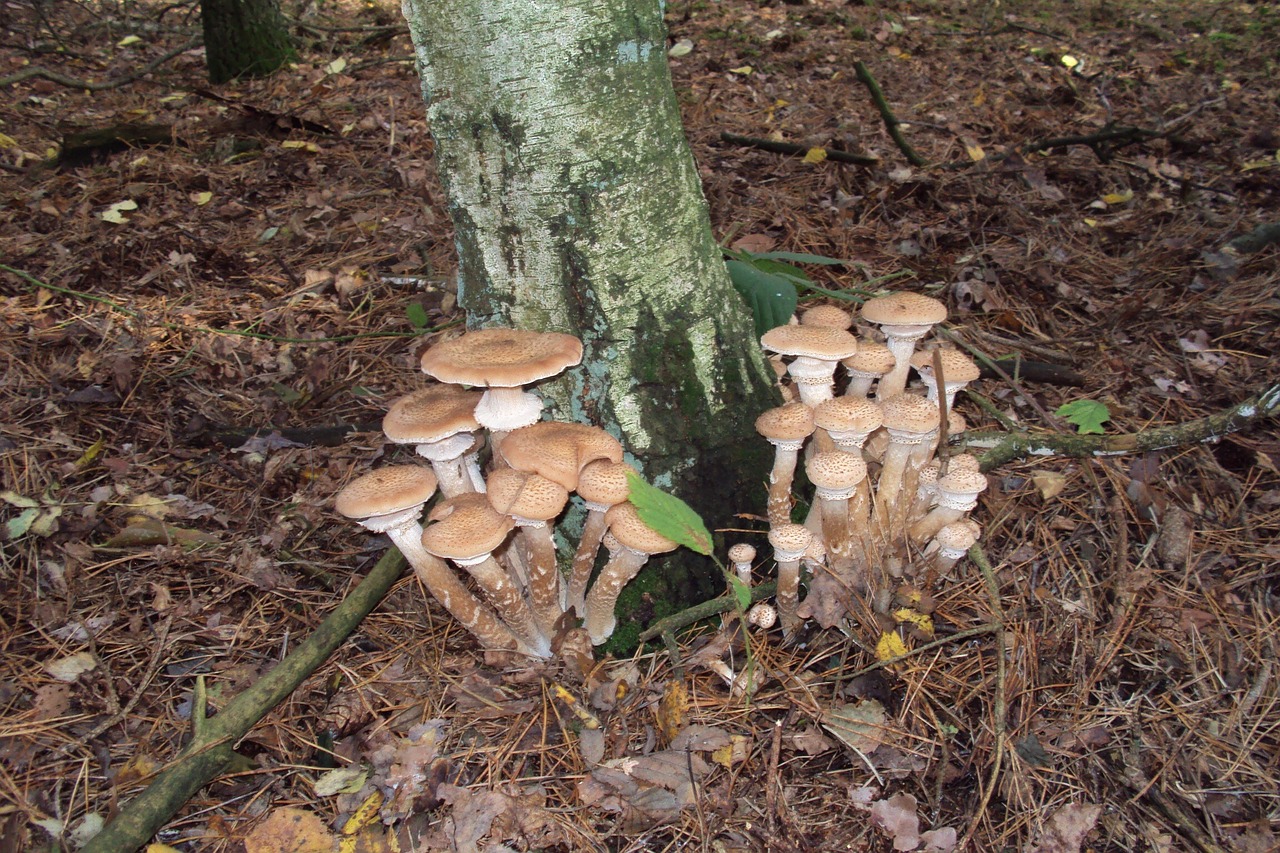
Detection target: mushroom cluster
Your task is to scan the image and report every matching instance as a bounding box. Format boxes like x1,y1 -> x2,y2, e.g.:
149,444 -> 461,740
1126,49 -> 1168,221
336,328 -> 681,659
739,293 -> 987,638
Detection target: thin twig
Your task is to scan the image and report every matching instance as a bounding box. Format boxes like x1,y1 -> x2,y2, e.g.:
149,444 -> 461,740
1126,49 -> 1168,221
960,544 -> 1006,851
0,39 -> 200,89
853,60 -> 927,167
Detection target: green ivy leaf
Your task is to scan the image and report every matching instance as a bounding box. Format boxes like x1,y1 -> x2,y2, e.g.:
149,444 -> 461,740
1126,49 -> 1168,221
725,259 -> 798,338
1056,399 -> 1111,435
727,575 -> 752,612
624,471 -> 713,556
405,302 -> 430,330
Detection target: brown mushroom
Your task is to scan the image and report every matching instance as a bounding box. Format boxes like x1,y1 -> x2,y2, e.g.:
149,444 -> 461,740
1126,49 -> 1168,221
382,385 -> 484,497
566,459 -> 635,616
874,394 -> 940,542
486,468 -> 570,638
583,502 -> 678,644
755,402 -> 816,528
768,523 -> 813,637
497,420 -> 624,491
860,293 -> 947,401
761,324 -> 860,407
908,470 -> 988,544
910,348 -> 981,409
840,342 -> 896,400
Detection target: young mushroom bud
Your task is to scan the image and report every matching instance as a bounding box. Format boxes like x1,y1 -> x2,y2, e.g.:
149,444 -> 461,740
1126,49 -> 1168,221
336,467 -> 524,655
727,543 -> 757,588
928,522 -> 979,577
860,292 -> 948,401
583,502 -> 678,645
566,460 -> 635,616
910,348 -> 981,410
748,602 -> 778,630
909,470 -> 988,544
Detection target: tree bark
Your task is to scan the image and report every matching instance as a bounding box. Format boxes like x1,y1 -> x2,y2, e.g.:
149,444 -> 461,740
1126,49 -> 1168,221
201,0 -> 296,85
400,1 -> 780,588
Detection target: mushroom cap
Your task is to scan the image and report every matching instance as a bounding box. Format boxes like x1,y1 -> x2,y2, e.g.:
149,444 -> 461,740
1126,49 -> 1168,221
946,453 -> 982,474
604,502 -> 678,555
498,421 -> 624,491
727,543 -> 757,564
935,522 -> 979,553
576,460 -> 635,507
760,324 -> 859,361
813,397 -> 884,434
937,470 -> 989,499
860,292 -> 947,329
420,328 -> 583,389
421,492 -> 514,560
841,342 -> 897,375
768,523 -> 813,557
336,465 -> 438,519
880,394 -> 941,436
486,468 -> 569,522
748,602 -> 778,629
755,402 -> 816,443
910,349 -> 982,384
382,385 -> 482,445
800,304 -> 853,330
806,451 -> 868,491
948,411 -> 968,435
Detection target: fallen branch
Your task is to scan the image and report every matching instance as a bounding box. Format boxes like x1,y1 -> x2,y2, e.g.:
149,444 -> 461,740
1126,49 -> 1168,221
1023,124 -> 1171,163
719,132 -> 878,166
638,581 -> 778,643
0,39 -> 200,90
853,60 -> 927,167
964,382 -> 1280,471
81,548 -> 407,853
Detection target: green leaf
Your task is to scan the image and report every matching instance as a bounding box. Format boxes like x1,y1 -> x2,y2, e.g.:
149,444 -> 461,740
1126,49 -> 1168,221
752,258 -> 812,285
751,251 -> 850,266
405,302 -> 430,330
6,507 -> 38,539
727,575 -> 752,612
0,490 -> 40,509
1056,399 -> 1111,435
624,471 -> 713,556
725,260 -> 798,338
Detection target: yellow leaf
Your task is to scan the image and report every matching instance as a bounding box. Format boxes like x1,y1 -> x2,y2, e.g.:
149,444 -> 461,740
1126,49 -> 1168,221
1082,218 -> 1098,228
340,790 -> 384,836
0,133 -> 16,148
146,846 -> 184,853
75,437 -> 105,469
728,65 -> 753,75
893,608 -> 934,637
875,631 -> 909,662
244,807 -> 335,853
1031,470 -> 1068,500
193,191 -> 213,206
1061,54 -> 1079,69
965,141 -> 985,162
1240,158 -> 1274,172
325,57 -> 347,75
655,680 -> 689,743
803,147 -> 828,164
117,35 -> 143,47
100,199 -> 138,224
972,87 -> 986,106
1101,189 -> 1133,204
281,140 -> 320,152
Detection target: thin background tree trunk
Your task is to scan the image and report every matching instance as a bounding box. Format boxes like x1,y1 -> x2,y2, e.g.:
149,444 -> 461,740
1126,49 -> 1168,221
202,0 -> 296,85
400,0 -> 780,605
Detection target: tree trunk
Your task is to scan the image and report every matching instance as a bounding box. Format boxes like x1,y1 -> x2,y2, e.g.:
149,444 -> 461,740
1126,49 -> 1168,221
202,0 -> 296,85
401,0 -> 780,620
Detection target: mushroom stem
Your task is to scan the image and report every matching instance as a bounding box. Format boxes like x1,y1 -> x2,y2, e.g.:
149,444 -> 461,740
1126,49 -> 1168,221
415,433 -> 478,497
769,525 -> 813,638
455,553 -> 550,658
765,439 -> 804,528
475,387 -> 543,448
567,504 -> 610,615
583,543 -> 649,645
514,520 -> 563,639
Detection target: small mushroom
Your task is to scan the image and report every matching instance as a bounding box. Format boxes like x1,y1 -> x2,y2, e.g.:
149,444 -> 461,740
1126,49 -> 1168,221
928,522 -> 979,576
565,460 -> 635,615
806,451 -> 868,573
840,342 -> 896,400
486,468 -> 571,639
768,523 -> 813,638
727,542 -> 757,589
874,394 -> 940,541
910,348 -> 981,410
909,470 -> 988,544
860,292 -> 947,401
761,324 -> 860,408
498,420 -> 623,491
336,466 -> 524,654
583,502 -> 678,645
382,385 -> 483,497
748,602 -> 778,630
755,402 -> 816,528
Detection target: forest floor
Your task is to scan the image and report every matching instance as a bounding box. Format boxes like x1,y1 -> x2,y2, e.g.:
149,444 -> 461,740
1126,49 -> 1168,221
2,0 -> 1279,850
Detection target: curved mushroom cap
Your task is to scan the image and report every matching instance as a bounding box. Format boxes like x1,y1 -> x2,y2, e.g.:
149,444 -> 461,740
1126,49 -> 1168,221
948,411 -> 968,435
841,342 -> 897,375
937,470 -> 989,502
813,397 -> 883,435
806,451 -> 868,492
910,349 -> 981,384
880,394 -> 941,437
727,543 -> 757,565
934,522 -> 979,554
768,523 -> 813,559
486,468 -> 569,522
760,324 -> 859,361
861,292 -> 948,330
755,402 -> 816,443
946,453 -> 982,474
421,492 -> 514,560
420,328 -> 583,389
800,304 -> 853,330
748,602 -> 778,629
498,421 -> 624,491
336,466 -> 438,519
577,460 -> 635,507
382,385 -> 482,445
604,502 -> 678,555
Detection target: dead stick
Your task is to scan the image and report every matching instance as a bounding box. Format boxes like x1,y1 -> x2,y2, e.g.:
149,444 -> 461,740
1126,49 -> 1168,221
853,60 -> 927,167
82,549 -> 407,853
0,39 -> 200,90
719,132 -> 878,166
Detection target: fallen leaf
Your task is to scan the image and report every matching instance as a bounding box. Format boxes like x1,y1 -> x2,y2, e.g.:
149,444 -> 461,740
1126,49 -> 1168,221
243,806 -> 335,853
824,699 -> 889,753
1031,470 -> 1067,500
1027,802 -> 1102,853
655,680 -> 689,744
870,793 -> 920,851
46,651 -> 97,683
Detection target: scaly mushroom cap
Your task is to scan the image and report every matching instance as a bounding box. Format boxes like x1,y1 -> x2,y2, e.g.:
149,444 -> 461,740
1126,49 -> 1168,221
934,522 -> 979,554
422,493 -> 514,561
576,460 -> 635,507
604,502 -> 678,555
806,451 -> 868,493
935,470 -> 989,506
841,343 -> 896,379
910,348 -> 982,385
420,328 -> 583,389
755,402 -> 816,443
768,523 -> 813,560
382,385 -> 481,444
486,468 -> 569,523
800,304 -> 853,330
727,543 -> 757,565
860,292 -> 948,330
336,466 -> 438,519
880,394 -> 941,440
748,603 -> 778,629
760,324 -> 859,361
498,421 -> 624,491
946,453 -> 982,474
813,397 -> 884,435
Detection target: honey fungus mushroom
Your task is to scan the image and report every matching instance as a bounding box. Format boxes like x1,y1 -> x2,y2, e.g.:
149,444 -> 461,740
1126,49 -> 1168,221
419,328 -> 583,439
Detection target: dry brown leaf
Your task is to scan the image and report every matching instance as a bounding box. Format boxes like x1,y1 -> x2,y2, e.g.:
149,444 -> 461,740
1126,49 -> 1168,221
824,699 -> 889,754
1027,802 -> 1102,853
870,792 -> 920,851
655,680 -> 689,744
242,806 -> 335,853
